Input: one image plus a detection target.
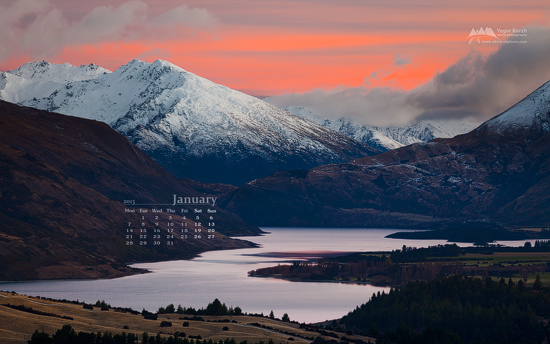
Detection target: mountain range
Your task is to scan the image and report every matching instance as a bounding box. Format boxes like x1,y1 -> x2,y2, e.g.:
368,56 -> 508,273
0,60 -> 379,185
2,57 -> 549,282
0,100 -> 259,281
280,105 -> 481,151
220,80 -> 550,230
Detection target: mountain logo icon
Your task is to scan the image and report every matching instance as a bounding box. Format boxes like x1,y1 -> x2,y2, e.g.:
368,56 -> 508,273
466,27 -> 498,44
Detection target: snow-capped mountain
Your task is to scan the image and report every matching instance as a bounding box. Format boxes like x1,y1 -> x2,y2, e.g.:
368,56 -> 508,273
221,80 -> 550,228
377,119 -> 482,144
481,79 -> 550,133
0,59 -> 378,185
283,105 -> 403,151
281,105 -> 481,151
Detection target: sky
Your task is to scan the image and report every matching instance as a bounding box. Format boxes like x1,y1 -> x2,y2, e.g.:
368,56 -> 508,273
1,0 -> 550,125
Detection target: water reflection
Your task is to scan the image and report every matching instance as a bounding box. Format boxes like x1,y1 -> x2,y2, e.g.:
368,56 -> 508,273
0,228 -> 533,323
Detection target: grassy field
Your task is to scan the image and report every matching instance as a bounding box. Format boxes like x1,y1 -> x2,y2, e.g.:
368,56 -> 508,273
439,251 -> 550,266
251,246 -> 550,288
0,291 -> 373,344
426,251 -> 550,286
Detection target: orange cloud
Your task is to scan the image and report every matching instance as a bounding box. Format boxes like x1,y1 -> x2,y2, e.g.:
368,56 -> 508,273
268,26 -> 550,126
2,0 -> 548,97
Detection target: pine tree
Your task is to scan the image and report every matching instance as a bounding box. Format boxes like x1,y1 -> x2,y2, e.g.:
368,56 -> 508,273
282,313 -> 290,322
533,274 -> 543,290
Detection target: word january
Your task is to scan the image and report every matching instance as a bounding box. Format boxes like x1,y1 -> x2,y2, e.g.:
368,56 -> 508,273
172,194 -> 217,207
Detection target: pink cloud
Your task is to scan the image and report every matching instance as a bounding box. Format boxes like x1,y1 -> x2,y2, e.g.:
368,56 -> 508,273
2,0 -> 549,99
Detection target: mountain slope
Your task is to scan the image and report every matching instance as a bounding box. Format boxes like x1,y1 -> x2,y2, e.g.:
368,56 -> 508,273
282,105 -> 481,151
0,100 -> 258,281
220,81 -> 550,228
0,60 -> 379,185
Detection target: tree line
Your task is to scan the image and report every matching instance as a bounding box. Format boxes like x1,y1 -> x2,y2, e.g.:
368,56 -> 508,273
157,299 -> 242,316
28,324 -> 273,344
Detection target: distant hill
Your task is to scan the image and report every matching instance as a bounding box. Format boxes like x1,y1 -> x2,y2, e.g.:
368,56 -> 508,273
0,100 -> 259,281
220,80 -> 550,229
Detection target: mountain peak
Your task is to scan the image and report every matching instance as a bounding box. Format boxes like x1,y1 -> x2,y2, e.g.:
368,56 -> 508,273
151,59 -> 179,69
122,58 -> 179,69
481,80 -> 550,133
116,59 -> 148,73
114,59 -> 194,84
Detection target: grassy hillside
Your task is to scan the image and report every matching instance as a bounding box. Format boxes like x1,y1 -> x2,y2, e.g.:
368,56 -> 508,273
0,291 -> 374,344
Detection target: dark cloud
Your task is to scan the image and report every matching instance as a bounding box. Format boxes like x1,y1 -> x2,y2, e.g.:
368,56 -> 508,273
392,53 -> 411,67
269,25 -> 550,126
410,26 -> 550,122
268,86 -> 413,127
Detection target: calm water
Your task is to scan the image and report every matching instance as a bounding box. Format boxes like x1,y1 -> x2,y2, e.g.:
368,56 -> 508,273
0,228 -> 533,323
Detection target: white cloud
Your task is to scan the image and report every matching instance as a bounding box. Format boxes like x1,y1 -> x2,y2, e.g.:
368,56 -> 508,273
0,0 -> 218,62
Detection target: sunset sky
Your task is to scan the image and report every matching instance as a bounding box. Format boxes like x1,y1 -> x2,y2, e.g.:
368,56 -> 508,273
2,0 -> 550,125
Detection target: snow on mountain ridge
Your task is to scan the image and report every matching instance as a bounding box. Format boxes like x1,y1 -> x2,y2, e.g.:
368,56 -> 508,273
0,59 -> 377,184
281,105 -> 481,151
106,60 -> 331,155
0,60 -> 111,105
378,119 -> 481,144
10,59 -> 203,126
482,80 -> 550,132
8,60 -> 110,83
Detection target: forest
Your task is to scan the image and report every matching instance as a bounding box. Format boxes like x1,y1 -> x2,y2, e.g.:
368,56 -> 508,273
336,275 -> 550,343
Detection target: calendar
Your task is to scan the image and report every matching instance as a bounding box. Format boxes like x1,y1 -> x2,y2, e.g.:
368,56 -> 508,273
123,194 -> 218,246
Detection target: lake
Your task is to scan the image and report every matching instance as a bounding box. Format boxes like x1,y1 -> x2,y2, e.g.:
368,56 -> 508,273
0,228 -> 533,323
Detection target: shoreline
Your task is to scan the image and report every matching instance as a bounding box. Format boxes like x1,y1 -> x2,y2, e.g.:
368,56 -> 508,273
0,237 -> 261,283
